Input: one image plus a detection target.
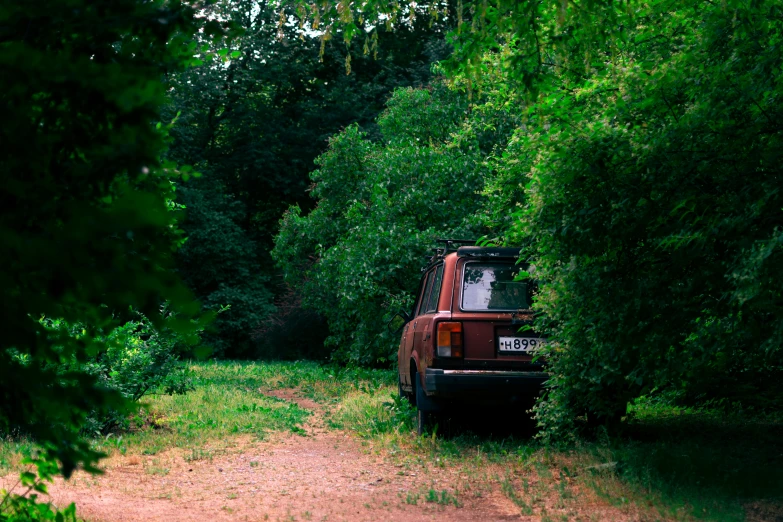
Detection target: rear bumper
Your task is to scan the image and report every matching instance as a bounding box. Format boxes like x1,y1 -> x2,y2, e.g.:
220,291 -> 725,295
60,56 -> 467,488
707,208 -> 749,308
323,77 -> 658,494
423,368 -> 548,400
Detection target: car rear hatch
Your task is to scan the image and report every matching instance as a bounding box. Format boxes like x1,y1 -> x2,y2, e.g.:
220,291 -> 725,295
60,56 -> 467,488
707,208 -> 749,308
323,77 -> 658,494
435,247 -> 545,370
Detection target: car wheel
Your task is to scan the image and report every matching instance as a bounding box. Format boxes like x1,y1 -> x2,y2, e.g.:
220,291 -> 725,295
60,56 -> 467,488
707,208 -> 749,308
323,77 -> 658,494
417,409 -> 442,436
416,408 -> 429,436
398,379 -> 414,405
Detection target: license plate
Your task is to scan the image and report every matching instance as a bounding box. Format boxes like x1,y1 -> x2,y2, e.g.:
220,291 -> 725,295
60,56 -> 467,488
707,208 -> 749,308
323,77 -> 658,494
498,336 -> 546,353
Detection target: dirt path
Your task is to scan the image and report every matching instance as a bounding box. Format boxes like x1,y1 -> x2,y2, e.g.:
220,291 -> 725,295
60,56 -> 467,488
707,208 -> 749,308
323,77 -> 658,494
39,390 -> 526,522
7,386 -> 775,521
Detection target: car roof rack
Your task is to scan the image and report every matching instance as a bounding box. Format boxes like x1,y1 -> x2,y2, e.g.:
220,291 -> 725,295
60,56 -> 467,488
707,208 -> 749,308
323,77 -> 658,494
436,238 -> 476,253
420,239 -> 477,271
456,246 -> 521,259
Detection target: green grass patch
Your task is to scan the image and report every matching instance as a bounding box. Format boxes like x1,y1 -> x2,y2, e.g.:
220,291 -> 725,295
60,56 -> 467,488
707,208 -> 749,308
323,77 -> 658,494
0,437 -> 35,476
191,359 -> 393,404
425,488 -> 461,507
322,366 -> 782,522
2,360 -> 781,522
1,360 -> 396,469
99,361 -> 315,456
327,387 -> 415,435
591,404 -> 783,521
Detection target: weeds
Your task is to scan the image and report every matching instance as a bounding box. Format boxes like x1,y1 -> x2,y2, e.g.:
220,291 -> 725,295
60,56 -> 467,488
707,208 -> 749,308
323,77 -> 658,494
329,390 -> 414,436
185,448 -> 213,462
501,476 -> 534,515
425,488 -> 461,507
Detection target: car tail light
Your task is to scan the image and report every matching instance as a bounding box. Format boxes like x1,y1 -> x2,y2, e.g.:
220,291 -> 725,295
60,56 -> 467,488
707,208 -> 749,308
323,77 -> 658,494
437,322 -> 463,357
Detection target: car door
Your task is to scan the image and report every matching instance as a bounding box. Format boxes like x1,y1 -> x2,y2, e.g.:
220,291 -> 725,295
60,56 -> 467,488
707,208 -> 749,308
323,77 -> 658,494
401,268 -> 435,386
399,268 -> 434,388
412,264 -> 444,381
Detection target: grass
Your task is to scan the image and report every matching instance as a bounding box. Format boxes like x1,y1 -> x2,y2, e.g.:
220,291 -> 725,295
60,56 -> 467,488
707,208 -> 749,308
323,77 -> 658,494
0,360 -> 394,474
96,360 -> 392,459
0,437 -> 35,477
190,360 -> 393,403
92,362 -> 316,458
1,360 -> 781,521
425,488 -> 461,507
310,365 -> 783,521
595,403 -> 783,520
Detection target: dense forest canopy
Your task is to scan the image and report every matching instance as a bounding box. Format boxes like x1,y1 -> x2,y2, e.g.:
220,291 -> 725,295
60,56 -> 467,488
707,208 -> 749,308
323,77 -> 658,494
276,0 -> 783,432
1,0 -> 781,516
164,0 -> 451,358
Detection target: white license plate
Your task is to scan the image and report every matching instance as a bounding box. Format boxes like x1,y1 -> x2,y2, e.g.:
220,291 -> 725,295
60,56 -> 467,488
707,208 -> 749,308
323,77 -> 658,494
498,337 -> 546,353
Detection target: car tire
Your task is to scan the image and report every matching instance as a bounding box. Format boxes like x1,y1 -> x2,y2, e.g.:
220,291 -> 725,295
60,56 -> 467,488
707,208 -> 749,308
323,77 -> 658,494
416,409 -> 429,436
417,409 -> 442,435
398,379 -> 414,405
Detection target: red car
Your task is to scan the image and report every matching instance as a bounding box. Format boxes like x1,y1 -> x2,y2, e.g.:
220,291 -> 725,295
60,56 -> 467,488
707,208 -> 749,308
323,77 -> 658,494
396,241 -> 548,434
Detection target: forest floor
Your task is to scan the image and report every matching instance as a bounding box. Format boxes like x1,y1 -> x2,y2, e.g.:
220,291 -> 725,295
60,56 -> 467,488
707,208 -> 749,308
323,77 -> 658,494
1,361 -> 782,522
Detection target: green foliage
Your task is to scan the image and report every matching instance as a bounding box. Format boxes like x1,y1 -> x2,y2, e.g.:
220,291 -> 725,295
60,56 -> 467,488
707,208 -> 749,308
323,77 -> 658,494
165,0 -> 450,357
41,310 -> 198,436
290,0 -> 783,436
0,455 -> 76,522
1,486 -> 76,522
284,0 -> 629,90
176,181 -> 275,357
101,313 -> 196,401
0,0 -> 224,514
273,83 -> 493,365
501,0 -> 783,435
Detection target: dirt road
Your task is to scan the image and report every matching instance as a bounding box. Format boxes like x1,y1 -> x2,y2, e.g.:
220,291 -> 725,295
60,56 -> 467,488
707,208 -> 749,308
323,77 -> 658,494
41,390 -> 532,522
7,363 -> 778,522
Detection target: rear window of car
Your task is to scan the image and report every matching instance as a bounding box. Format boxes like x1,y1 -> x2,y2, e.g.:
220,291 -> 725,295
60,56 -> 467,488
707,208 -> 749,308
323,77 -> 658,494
461,263 -> 533,311
415,270 -> 435,316
424,264 -> 444,313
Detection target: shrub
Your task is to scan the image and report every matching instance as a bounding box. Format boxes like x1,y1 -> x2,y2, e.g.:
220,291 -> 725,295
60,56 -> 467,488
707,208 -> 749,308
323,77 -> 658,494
273,83 -> 494,365
509,0 -> 783,436
36,310 -> 199,434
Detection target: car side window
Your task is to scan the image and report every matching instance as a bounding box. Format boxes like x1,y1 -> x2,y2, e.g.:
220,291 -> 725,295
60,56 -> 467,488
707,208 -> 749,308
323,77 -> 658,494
415,269 -> 435,317
424,264 -> 444,313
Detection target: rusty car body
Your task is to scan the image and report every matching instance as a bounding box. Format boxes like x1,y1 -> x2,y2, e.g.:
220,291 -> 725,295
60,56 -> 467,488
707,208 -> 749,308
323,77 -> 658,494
396,241 -> 548,434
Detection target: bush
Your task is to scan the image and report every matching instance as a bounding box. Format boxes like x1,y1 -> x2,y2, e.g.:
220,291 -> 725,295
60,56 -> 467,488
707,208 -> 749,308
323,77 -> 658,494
38,310 -> 198,434
506,0 -> 783,436
273,83 -> 494,365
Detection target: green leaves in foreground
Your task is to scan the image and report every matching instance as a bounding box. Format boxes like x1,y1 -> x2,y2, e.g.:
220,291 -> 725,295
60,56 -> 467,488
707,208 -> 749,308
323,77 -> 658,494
0,0 -> 224,507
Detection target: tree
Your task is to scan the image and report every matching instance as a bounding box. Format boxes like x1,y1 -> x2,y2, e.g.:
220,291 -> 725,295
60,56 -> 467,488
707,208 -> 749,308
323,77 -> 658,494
165,0 -> 451,357
273,83 -> 500,365
0,0 -> 217,504
511,0 -> 783,434
282,0 -> 783,434
175,179 -> 275,357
